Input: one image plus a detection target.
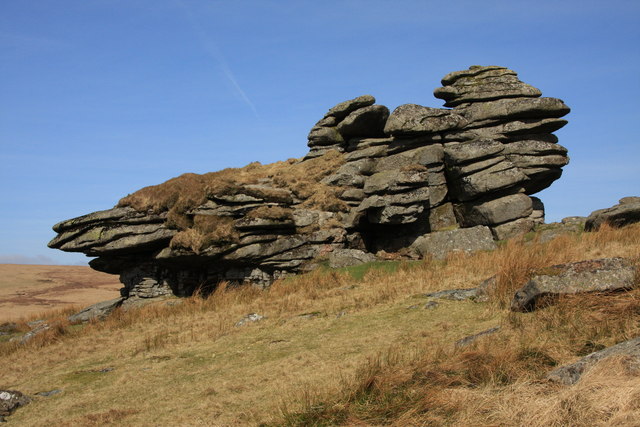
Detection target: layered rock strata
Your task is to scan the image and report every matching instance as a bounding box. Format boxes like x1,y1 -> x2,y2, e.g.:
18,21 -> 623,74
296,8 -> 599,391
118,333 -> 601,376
49,65 -> 570,298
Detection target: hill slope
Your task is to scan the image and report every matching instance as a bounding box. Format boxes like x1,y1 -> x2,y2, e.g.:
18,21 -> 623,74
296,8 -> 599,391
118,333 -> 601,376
1,224 -> 639,426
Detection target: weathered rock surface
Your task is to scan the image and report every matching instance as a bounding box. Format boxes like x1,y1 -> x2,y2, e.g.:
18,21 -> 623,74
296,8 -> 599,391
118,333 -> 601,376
511,258 -> 638,312
411,226 -> 497,260
10,322 -> 51,344
547,336 -> 640,385
328,249 -> 377,268
435,65 -> 542,107
585,197 -> 640,231
424,287 -> 486,301
68,297 -> 124,323
49,65 -> 571,300
455,326 -> 501,348
0,390 -> 31,418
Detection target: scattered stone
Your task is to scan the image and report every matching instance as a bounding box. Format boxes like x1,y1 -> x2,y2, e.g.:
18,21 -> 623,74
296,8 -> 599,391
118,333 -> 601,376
35,389 -> 62,397
298,312 -> 322,319
547,336 -> 640,385
68,297 -> 124,323
235,313 -> 265,327
455,327 -> 501,347
424,287 -> 485,301
0,323 -> 18,336
26,320 -> 45,328
0,390 -> 31,418
423,301 -> 439,310
511,258 -> 638,312
11,322 -> 51,344
585,197 -> 640,231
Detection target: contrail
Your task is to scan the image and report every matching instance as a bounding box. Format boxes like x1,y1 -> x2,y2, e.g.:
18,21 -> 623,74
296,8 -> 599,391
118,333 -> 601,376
176,0 -> 260,119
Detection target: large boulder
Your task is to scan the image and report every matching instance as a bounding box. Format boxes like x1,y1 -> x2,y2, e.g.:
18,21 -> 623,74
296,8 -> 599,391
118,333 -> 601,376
585,197 -> 640,231
511,258 -> 638,312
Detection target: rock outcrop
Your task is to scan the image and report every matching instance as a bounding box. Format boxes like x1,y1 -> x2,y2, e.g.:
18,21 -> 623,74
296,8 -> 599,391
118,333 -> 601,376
49,65 -> 571,299
585,197 -> 640,231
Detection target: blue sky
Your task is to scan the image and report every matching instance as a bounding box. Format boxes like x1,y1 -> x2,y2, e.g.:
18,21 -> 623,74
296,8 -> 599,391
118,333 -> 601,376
1,0 -> 639,265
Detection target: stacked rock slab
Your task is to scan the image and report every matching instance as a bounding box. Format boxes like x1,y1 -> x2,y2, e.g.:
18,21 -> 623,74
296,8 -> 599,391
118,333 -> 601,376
49,65 -> 570,298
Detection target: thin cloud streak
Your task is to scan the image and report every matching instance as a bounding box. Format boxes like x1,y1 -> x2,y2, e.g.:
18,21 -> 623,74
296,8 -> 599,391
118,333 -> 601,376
176,0 -> 260,120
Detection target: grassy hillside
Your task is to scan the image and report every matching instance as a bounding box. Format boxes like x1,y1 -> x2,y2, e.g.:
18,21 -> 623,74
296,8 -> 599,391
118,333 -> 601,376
1,224 -> 639,426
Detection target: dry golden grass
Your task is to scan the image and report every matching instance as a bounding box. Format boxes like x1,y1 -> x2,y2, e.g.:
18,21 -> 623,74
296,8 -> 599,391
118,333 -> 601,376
118,151 -> 346,253
170,215 -> 239,253
246,206 -> 294,220
118,151 -> 344,215
1,224 -> 639,426
0,264 -> 121,322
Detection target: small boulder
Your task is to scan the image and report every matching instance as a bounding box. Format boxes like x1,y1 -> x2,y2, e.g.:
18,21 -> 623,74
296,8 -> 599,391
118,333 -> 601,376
68,297 -> 124,323
411,225 -> 496,260
547,336 -> 640,385
328,249 -> 376,268
455,326 -> 500,348
423,287 -> 485,301
0,390 -> 31,418
325,95 -> 376,120
235,313 -> 265,327
511,258 -> 638,312
11,322 -> 50,344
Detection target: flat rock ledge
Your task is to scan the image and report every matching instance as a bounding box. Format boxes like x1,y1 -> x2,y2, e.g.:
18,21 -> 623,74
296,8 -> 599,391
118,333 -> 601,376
48,65 -> 571,300
547,336 -> 640,385
511,257 -> 638,312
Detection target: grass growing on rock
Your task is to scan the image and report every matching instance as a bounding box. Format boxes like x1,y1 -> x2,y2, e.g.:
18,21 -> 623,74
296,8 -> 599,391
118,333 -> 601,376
1,223 -> 639,426
117,151 -> 346,253
118,151 -> 345,215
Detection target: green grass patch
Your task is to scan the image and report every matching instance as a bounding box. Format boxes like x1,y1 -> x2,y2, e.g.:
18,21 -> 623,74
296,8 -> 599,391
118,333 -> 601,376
334,260 -> 418,281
